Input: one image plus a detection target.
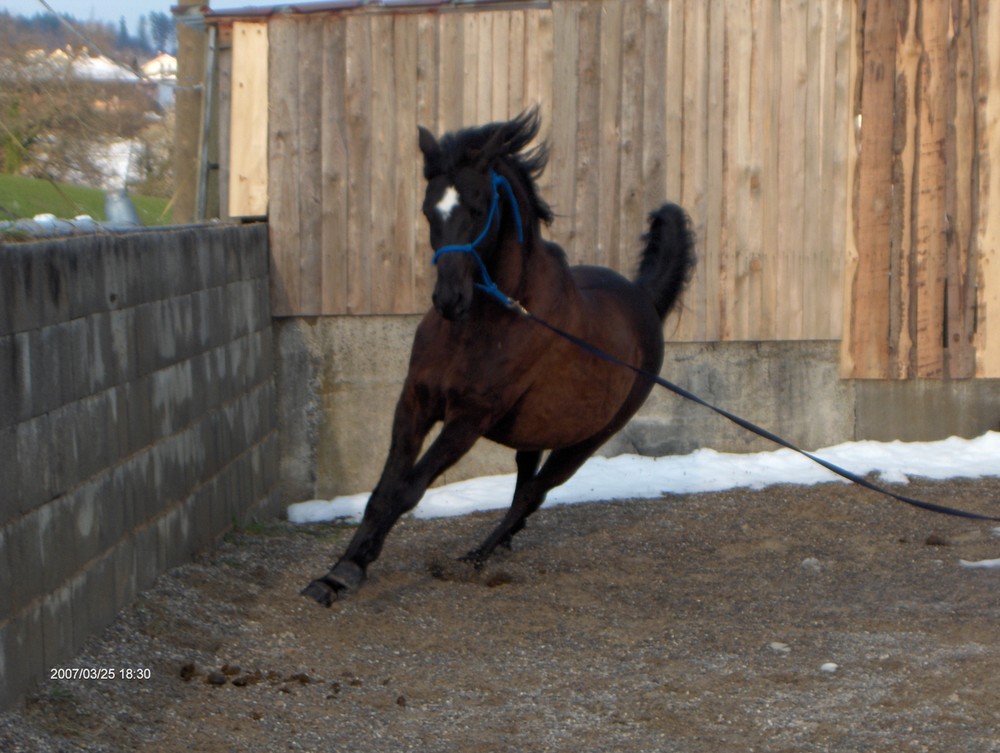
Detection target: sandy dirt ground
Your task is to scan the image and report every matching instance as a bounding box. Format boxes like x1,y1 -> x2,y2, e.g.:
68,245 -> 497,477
2,476 -> 1000,752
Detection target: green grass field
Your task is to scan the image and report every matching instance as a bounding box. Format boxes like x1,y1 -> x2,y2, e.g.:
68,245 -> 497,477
0,175 -> 172,227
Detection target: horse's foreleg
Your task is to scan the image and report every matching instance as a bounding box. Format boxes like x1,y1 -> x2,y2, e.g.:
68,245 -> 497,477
464,440 -> 601,567
302,416 -> 483,606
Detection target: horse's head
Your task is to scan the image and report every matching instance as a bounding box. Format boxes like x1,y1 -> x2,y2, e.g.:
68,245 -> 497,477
418,109 -> 552,320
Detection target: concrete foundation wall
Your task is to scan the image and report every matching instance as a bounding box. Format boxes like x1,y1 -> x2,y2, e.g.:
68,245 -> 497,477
0,225 -> 279,711
276,316 -> 1000,501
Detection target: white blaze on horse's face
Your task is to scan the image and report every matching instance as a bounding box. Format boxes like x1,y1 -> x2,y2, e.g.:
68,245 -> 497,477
435,186 -> 461,221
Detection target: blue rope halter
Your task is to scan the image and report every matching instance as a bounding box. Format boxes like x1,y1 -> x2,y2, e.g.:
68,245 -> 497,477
431,170 -> 524,308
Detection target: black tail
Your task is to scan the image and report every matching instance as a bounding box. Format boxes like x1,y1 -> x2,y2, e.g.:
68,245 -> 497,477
635,203 -> 696,320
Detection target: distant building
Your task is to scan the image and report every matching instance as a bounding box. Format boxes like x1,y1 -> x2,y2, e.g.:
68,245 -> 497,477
142,53 -> 177,107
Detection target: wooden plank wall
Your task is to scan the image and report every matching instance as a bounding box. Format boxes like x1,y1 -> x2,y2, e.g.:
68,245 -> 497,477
843,0 -> 1000,378
257,0 -> 853,344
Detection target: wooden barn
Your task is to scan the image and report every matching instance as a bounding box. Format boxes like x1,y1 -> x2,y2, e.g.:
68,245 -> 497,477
186,0 -> 1000,497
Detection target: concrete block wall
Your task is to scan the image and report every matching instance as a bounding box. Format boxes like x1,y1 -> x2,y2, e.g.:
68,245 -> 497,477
0,224 -> 278,710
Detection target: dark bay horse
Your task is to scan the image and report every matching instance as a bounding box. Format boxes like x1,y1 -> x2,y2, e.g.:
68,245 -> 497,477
302,110 -> 695,606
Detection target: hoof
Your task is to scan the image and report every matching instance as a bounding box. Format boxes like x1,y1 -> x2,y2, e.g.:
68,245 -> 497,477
458,550 -> 488,571
301,560 -> 365,607
300,578 -> 341,607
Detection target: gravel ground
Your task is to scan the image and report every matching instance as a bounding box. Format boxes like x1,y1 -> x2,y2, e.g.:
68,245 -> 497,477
2,476 -> 1000,752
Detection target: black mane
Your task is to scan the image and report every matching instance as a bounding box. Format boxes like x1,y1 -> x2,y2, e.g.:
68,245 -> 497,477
424,108 -> 555,226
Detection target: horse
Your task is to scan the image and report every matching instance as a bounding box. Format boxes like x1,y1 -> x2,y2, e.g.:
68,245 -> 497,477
302,109 -> 695,606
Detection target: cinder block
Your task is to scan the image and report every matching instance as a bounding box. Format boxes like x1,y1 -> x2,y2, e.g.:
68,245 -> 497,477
38,244 -> 72,328
37,496 -> 78,596
125,375 -> 154,453
108,308 -> 136,385
0,426 -> 18,526
61,317 -> 89,405
65,238 -> 107,320
16,414 -> 53,514
72,552 -> 117,651
85,313 -> 114,396
40,582 -> 74,675
0,336 -> 16,429
34,325 -> 64,417
0,605 -> 45,711
47,405 -> 80,501
111,534 -> 137,609
6,510 -> 45,616
6,246 -> 44,334
12,331 -> 34,423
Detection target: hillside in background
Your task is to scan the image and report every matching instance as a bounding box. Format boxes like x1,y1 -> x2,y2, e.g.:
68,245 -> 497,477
0,175 -> 171,226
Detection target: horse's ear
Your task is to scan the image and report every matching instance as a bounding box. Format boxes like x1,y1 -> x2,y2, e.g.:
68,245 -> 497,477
418,125 -> 439,161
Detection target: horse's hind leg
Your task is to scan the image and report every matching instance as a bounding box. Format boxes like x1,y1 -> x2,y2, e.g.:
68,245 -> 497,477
302,415 -> 483,606
496,450 -> 542,549
464,439 -> 602,567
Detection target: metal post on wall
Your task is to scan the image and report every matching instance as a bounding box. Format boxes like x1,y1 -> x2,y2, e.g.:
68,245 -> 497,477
196,25 -> 217,221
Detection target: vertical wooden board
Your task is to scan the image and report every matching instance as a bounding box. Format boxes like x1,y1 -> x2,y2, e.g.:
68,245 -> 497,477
229,22 -> 269,218
216,46 -> 232,220
890,3 -> 920,378
596,0 -> 623,270
751,0 -> 781,342
799,0 -> 825,341
664,0 -> 685,204
617,0 -> 644,275
775,0 -> 807,340
677,0 -> 708,342
839,0 -> 861,375
438,12 -> 464,132
320,17 -> 349,314
393,14 -> 419,314
507,11 -> 526,112
822,0 -> 852,340
723,0 -> 754,341
975,1 -> 1000,376
702,0 -> 724,342
946,0 -> 976,378
641,0 -> 668,216
345,15 -> 373,314
571,2 -> 600,266
267,17 -> 301,315
296,19 -> 324,315
413,15 -> 439,309
549,1 -> 580,250
912,0 -> 949,378
369,14 -> 397,315
491,12 -> 511,118
461,13 -> 481,124
524,8 -> 555,200
847,0 -> 896,377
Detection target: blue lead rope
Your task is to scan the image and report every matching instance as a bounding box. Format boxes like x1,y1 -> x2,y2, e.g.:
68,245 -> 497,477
432,171 -> 524,308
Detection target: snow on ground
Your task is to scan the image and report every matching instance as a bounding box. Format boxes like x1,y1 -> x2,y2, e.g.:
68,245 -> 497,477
288,431 -> 1000,526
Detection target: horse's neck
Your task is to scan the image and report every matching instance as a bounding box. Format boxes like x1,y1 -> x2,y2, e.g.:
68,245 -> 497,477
493,230 -> 571,309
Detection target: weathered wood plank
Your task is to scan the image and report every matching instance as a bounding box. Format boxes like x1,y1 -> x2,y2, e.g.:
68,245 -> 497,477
848,0 -> 897,377
267,17 -> 301,315
617,0 -> 644,274
369,14 -> 397,314
640,0 -> 668,216
320,17 -> 349,314
393,14 -> 419,314
229,22 -> 269,218
912,0 -> 949,378
974,0 -> 1000,376
549,0 -> 580,250
596,0 -> 622,270
297,19 -> 324,315
775,0 -> 807,341
345,15 -> 372,314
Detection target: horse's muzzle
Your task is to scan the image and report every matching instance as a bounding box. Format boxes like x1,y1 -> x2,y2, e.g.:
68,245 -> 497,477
432,255 -> 475,320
